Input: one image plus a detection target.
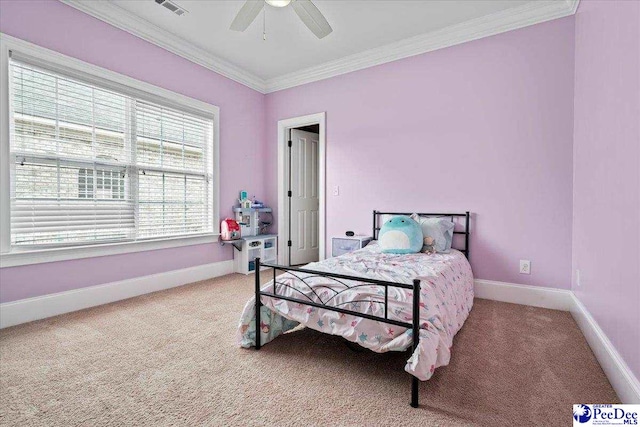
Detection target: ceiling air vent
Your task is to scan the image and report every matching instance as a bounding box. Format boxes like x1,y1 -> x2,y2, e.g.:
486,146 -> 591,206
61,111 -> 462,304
155,0 -> 188,16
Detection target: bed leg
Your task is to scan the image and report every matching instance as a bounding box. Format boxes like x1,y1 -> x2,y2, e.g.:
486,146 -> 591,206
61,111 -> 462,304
410,278 -> 421,407
411,376 -> 419,408
255,257 -> 261,350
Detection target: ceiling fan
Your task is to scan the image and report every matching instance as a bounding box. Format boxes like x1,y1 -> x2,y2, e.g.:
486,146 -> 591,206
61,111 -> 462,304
230,0 -> 333,39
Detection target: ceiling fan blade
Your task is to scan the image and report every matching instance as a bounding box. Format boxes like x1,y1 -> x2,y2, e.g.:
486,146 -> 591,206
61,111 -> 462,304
230,0 -> 265,32
291,0 -> 333,39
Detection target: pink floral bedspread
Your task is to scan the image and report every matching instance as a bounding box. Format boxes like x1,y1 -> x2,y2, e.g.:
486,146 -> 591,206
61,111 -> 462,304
236,242 -> 474,380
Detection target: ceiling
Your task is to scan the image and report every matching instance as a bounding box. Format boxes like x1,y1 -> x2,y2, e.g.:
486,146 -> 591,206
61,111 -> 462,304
62,0 -> 579,93
112,0 -> 533,80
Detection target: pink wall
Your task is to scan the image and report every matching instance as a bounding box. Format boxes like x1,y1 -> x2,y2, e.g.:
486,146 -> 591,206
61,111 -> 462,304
265,17 -> 576,289
1,0 -> 636,390
0,0 -> 266,302
572,0 -> 640,379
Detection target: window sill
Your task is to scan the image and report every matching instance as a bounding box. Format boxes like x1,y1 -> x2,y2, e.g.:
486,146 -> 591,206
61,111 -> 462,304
0,234 -> 220,268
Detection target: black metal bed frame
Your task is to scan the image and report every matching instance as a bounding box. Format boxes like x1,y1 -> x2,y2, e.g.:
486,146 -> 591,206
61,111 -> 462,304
254,210 -> 470,408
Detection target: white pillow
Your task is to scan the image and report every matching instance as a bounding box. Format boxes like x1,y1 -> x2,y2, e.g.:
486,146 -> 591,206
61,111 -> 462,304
410,214 -> 455,253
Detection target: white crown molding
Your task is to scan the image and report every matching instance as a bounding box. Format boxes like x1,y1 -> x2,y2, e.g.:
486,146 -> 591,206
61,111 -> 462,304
60,0 -> 580,93
59,0 -> 267,93
264,0 -> 579,92
567,0 -> 581,15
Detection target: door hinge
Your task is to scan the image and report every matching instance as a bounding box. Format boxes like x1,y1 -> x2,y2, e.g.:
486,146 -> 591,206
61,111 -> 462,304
287,190 -> 292,197
288,140 -> 292,147
287,240 -> 292,247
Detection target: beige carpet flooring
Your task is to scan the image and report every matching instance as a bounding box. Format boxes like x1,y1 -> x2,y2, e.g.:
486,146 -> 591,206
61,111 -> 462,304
0,273 -> 618,426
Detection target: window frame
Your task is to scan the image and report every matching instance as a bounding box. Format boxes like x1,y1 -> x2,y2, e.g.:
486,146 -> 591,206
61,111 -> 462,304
0,34 -> 220,268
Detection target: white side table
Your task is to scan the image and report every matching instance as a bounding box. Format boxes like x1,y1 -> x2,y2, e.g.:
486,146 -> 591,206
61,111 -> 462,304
331,236 -> 372,257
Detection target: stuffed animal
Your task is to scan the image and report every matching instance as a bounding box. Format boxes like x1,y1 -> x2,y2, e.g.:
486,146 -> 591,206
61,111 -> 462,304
379,215 -> 423,254
423,236 -> 437,254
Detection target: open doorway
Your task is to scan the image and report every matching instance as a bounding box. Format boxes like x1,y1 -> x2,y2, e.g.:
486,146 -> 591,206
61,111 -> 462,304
277,113 -> 326,266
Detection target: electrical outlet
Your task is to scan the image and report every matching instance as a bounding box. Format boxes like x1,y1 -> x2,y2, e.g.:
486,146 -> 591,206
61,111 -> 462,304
333,185 -> 340,196
519,260 -> 531,275
576,269 -> 581,287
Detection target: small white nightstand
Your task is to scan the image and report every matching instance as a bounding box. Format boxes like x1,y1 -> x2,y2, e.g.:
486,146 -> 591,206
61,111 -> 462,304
331,235 -> 372,257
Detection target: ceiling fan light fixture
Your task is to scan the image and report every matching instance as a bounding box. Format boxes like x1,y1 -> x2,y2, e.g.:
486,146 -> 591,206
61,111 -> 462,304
231,0 -> 332,39
265,0 -> 291,7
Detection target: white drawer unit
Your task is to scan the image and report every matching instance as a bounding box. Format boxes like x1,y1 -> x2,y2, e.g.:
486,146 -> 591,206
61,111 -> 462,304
233,234 -> 278,275
331,236 -> 372,257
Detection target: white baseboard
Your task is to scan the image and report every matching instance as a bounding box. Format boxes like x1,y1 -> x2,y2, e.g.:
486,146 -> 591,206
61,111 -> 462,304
570,294 -> 640,403
1,272 -> 637,403
0,260 -> 234,329
474,279 -> 575,310
474,278 -> 640,403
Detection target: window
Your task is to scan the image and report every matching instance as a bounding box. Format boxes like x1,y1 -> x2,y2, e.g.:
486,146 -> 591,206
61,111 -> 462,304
1,41 -> 219,266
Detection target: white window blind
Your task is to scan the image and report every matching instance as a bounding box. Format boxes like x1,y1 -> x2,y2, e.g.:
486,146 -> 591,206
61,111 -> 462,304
9,58 -> 215,248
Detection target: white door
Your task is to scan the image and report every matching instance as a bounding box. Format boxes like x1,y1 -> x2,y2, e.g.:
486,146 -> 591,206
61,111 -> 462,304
288,129 -> 319,265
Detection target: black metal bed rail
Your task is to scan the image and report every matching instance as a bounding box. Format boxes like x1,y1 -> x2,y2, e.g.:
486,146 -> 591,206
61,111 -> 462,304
262,262 -> 415,289
254,257 -> 422,408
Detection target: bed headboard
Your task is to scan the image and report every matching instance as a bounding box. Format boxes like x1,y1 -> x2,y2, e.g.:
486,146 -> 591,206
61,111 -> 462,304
372,210 -> 471,259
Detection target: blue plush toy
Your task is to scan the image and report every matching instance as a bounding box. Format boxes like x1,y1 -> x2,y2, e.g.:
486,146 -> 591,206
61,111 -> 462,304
379,215 -> 423,254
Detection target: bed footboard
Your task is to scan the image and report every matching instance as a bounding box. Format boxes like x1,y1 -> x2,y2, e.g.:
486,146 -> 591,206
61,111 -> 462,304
253,257 -> 422,408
